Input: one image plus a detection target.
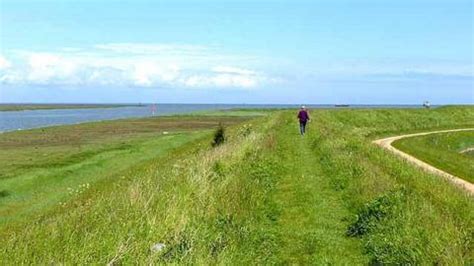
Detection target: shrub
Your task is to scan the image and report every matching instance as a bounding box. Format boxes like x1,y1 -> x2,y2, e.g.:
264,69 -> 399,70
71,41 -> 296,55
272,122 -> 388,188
0,190 -> 10,198
347,188 -> 406,237
211,124 -> 226,147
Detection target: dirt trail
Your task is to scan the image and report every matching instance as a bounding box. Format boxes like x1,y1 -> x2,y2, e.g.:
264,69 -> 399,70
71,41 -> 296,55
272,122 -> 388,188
373,128 -> 474,195
460,147 -> 474,154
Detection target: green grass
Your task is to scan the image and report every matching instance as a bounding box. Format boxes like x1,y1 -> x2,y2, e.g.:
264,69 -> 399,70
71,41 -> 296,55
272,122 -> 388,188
0,115 -> 252,223
0,103 -> 140,111
393,130 -> 474,182
185,108 -> 273,117
1,106 -> 473,264
0,115 -> 251,179
0,133 -> 206,224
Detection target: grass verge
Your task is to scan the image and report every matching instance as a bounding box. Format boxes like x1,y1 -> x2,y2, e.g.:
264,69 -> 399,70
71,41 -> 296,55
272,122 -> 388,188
392,130 -> 474,182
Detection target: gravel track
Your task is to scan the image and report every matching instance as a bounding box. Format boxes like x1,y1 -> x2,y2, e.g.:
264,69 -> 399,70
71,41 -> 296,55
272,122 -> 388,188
373,128 -> 474,195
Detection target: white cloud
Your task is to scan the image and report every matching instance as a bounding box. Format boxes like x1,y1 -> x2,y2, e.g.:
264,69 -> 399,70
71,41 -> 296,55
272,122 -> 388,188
180,65 -> 265,89
132,61 -> 180,87
211,66 -> 257,76
183,74 -> 259,89
0,44 -> 275,89
26,53 -> 79,84
0,55 -> 12,70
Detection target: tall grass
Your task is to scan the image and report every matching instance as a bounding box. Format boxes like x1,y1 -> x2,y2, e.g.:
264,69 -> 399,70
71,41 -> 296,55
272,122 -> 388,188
1,115 -> 282,264
308,107 -> 474,264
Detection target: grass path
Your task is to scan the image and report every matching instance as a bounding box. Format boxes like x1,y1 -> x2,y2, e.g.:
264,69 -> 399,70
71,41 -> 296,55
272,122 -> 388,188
373,128 -> 474,195
272,114 -> 368,264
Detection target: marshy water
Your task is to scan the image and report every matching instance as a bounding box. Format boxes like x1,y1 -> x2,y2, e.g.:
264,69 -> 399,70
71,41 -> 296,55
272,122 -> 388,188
0,104 -> 422,133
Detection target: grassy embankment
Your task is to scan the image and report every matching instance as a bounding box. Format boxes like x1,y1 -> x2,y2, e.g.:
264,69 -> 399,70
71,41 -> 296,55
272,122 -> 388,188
0,114 -> 254,224
0,104 -> 139,111
393,130 -> 474,183
1,106 -> 473,264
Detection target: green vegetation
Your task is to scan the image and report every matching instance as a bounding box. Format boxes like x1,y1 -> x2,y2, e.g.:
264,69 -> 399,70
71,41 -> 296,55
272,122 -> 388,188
0,103 -> 139,111
1,106 -> 473,264
211,124 -> 226,147
0,115 -> 251,223
393,130 -> 474,182
186,108 -> 272,117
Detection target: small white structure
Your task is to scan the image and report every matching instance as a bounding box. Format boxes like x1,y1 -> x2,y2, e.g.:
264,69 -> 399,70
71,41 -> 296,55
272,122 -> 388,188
423,101 -> 431,109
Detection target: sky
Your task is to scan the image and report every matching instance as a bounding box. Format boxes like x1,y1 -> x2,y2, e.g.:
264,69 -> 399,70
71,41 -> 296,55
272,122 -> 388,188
0,0 -> 473,104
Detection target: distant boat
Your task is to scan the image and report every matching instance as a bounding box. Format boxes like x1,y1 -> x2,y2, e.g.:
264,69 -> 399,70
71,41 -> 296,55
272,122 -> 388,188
335,104 -> 350,107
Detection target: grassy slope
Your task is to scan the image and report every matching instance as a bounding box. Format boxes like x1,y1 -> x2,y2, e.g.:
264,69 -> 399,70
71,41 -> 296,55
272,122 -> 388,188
1,106 -> 473,264
0,133 -> 206,224
0,115 -> 251,223
312,107 -> 473,264
393,130 -> 474,182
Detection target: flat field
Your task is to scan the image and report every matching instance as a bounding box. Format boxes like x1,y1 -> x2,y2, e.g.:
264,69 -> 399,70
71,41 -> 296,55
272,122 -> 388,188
1,106 -> 473,264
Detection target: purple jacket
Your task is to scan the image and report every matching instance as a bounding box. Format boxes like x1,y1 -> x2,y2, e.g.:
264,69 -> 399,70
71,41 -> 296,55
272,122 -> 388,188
297,110 -> 310,122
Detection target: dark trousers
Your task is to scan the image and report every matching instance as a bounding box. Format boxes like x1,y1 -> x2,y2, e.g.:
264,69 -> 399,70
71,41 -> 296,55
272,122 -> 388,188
299,121 -> 307,135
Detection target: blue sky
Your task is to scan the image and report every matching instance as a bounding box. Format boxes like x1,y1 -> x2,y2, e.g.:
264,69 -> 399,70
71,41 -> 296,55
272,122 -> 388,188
0,0 -> 472,104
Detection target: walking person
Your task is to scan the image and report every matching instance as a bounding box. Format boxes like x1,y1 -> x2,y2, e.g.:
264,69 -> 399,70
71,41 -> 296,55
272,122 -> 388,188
297,106 -> 310,135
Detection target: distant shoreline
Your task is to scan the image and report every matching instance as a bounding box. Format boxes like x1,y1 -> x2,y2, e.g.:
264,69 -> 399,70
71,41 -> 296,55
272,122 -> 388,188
0,104 -> 142,112
1,102 -> 466,112
0,102 -> 466,114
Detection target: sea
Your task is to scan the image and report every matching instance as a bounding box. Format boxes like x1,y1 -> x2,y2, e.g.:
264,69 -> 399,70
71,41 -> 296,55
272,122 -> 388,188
0,104 -> 424,133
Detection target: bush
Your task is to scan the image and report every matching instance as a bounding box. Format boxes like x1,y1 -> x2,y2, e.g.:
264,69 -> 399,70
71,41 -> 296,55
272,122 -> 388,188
0,190 -> 10,198
212,124 -> 226,147
347,188 -> 406,237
